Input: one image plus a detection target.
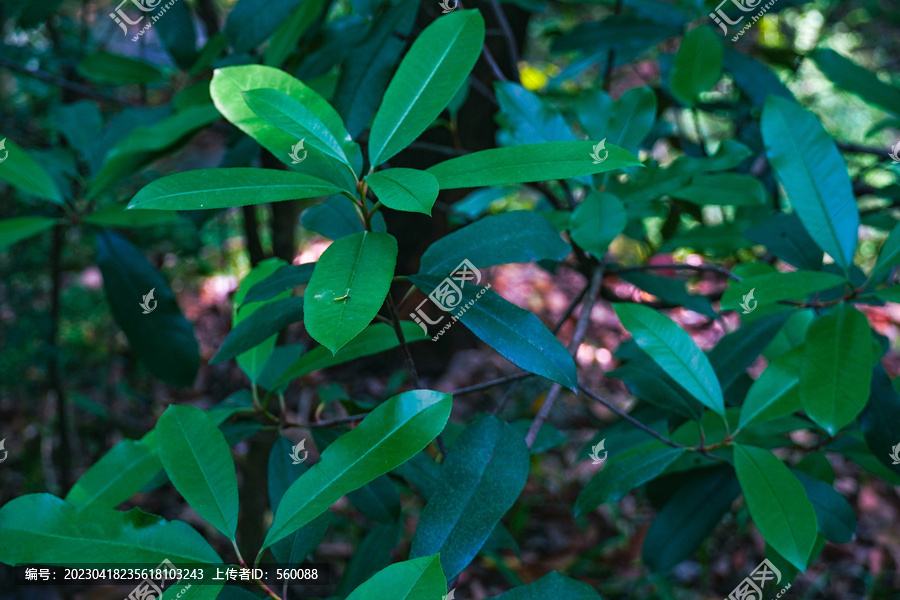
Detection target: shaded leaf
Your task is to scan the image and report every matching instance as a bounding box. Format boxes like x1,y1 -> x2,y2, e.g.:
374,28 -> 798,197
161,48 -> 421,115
366,168 -> 440,215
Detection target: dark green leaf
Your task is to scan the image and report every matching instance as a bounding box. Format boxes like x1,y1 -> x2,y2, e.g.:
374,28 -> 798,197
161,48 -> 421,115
576,87 -> 656,154
369,10 -> 485,165
671,173 -> 765,206
614,304 -> 724,416
155,0 -> 197,69
77,53 -> 165,85
157,405 -> 239,541
761,96 -> 859,272
426,141 -> 640,189
410,276 -> 577,388
0,216 -> 57,249
744,213 -> 823,271
0,138 -> 63,203
344,555 -> 446,600
872,221 -> 900,283
233,258 -> 288,382
487,571 -> 602,600
859,366 -> 900,476
495,81 -> 575,146
96,231 -> 199,386
212,297 -> 305,364
708,311 -> 791,393
791,470 -> 856,543
0,494 -> 221,565
83,204 -> 182,228
243,263 -> 315,305
570,193 -> 625,258
419,211 -> 570,275
670,26 -> 723,106
335,521 -> 403,596
302,195 -> 387,240
411,416 -> 530,579
618,271 -> 716,319
733,444 -> 818,570
738,345 -> 803,429
304,231 -> 398,353
225,0 -> 304,53
720,270 -> 847,313
811,49 -> 900,116
366,168 -> 440,215
722,48 -> 794,107
800,304 -> 873,435
65,439 -> 162,509
262,390 -> 452,550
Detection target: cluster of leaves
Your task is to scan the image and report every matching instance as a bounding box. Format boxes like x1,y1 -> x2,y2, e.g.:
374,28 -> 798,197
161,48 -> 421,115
2,0 -> 900,598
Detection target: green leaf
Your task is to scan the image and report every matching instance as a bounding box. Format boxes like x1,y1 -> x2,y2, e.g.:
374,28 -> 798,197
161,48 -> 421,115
618,271 -> 717,320
744,213 -> 823,271
419,211 -> 570,275
410,416 -> 530,579
77,53 -> 165,85
302,195 -> 387,239
875,285 -> 900,303
761,95 -> 859,272
811,49 -> 900,116
791,470 -> 856,543
344,555 -> 446,600
263,0 -> 326,68
128,168 -> 342,210
738,346 -> 804,429
65,439 -> 162,509
575,86 -> 657,154
708,311 -> 791,393
669,26 -> 722,106
96,231 -> 199,386
273,322 -> 427,387
332,0 -> 418,138
304,231 -> 398,353
872,221 -> 900,283
155,0 -> 197,69
157,405 -> 239,541
720,270 -> 847,312
800,304 -> 872,435
670,173 -> 766,206
488,571 -> 602,600
0,216 -> 57,249
161,582 -> 224,600
210,65 -> 361,190
0,138 -> 63,203
233,258 -> 288,382
614,303 -> 724,416
335,521 -> 403,596
723,48 -> 794,107
860,366 -> 900,477
212,297 -> 305,364
426,141 -> 641,189
643,466 -> 741,572
0,493 -> 221,565
366,168 -> 439,215
368,10 -> 485,165
570,193 -> 626,257
241,87 -> 354,169
262,390 -> 452,550
347,476 -> 401,524
243,263 -> 315,304
733,444 -> 818,570
409,276 -> 577,388
225,0 -> 304,53
575,441 -> 684,517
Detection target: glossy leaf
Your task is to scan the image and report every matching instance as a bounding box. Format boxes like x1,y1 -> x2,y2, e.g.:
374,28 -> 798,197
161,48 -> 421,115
77,53 -> 164,85
232,258 -> 288,382
225,0 -> 304,53
411,416 -> 530,579
128,168 -> 341,211
304,232 -> 398,353
96,231 -> 199,386
792,470 -> 856,543
614,303 -> 724,416
738,346 -> 804,429
744,213 -> 823,271
570,193 -> 626,257
0,493 -> 221,565
335,521 -> 403,596
0,217 -> 57,249
212,297 -> 304,364
157,405 -> 239,541
720,270 -> 847,312
576,86 -> 656,154
161,582 -> 223,600
420,211 -> 570,275
671,173 -> 766,206
302,195 -> 387,240
410,276 -> 578,388
263,0 -> 326,68
575,441 -> 685,517
427,141 -> 641,189
733,444 -> 818,570
262,390 -> 452,549
273,322 -> 427,387
344,555 -> 446,600
495,81 -> 575,146
0,138 -> 63,203
708,311 -> 790,393
366,168 -> 440,215
83,204 -> 182,228
369,10 -> 485,165
801,304 -> 873,435
669,26 -> 722,106
761,96 -> 859,272
65,439 -> 162,509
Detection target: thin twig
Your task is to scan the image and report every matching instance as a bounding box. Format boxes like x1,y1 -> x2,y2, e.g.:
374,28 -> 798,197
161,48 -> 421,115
837,141 -> 893,159
609,262 -> 741,281
603,0 -> 624,90
451,372 -> 535,396
488,0 -> 520,82
481,44 -> 509,82
0,57 -> 138,107
386,294 -> 421,387
577,384 -> 685,450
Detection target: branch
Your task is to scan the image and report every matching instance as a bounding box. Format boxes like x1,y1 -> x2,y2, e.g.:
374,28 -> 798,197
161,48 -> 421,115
0,57 -> 138,107
386,294 -> 421,387
837,141 -> 893,159
577,384 -> 685,450
487,0 -> 520,82
609,262 -> 741,281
